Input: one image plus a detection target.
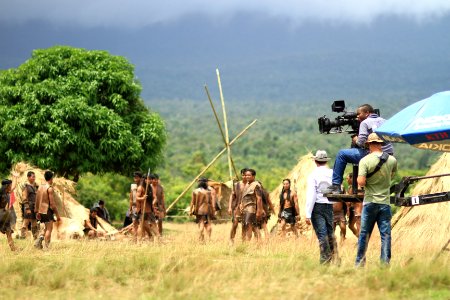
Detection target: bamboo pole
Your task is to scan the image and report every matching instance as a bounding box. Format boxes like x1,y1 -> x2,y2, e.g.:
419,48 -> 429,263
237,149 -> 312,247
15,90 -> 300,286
166,119 -> 257,214
204,84 -> 239,179
216,69 -> 233,182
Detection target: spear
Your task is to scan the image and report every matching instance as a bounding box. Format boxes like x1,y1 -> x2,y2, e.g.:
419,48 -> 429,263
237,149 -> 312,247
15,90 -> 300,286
140,168 -> 151,237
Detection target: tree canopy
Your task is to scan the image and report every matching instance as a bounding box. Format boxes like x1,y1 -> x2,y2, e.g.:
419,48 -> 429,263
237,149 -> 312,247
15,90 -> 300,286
0,46 -> 166,179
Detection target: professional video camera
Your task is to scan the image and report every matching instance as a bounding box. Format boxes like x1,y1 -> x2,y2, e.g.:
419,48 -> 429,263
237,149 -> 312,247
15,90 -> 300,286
318,100 -> 360,134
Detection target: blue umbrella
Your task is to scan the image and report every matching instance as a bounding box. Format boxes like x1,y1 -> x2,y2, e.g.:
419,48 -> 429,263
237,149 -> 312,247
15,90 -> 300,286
376,91 -> 450,152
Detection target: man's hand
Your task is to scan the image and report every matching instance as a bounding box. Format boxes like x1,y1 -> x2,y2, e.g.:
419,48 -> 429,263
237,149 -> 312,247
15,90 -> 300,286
305,218 -> 311,225
56,215 -> 61,222
227,207 -> 232,216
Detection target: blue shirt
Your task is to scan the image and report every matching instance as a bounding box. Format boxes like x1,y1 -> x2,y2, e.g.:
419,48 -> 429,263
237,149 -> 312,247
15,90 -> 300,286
356,113 -> 394,155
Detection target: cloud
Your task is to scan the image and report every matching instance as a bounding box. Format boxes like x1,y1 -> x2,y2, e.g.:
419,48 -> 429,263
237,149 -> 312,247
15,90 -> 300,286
2,0 -> 450,28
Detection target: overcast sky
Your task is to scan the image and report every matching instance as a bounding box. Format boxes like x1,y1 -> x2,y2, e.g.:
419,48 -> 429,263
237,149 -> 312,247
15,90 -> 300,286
2,0 -> 450,28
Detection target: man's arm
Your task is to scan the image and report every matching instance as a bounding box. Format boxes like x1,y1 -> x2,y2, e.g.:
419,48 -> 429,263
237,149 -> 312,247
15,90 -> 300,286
190,192 -> 196,215
356,121 -> 369,148
357,176 -> 366,188
48,187 -> 61,221
129,189 -> 133,212
22,187 -> 31,213
305,177 -> 316,225
160,187 -> 166,215
255,187 -> 263,219
293,193 -> 300,217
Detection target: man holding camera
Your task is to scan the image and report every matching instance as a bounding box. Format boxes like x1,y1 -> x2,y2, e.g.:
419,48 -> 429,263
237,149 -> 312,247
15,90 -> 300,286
324,104 -> 393,194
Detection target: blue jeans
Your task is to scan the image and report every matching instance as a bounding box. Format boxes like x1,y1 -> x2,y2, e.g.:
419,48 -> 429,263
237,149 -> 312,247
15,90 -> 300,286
311,203 -> 337,264
355,203 -> 392,266
332,148 -> 368,185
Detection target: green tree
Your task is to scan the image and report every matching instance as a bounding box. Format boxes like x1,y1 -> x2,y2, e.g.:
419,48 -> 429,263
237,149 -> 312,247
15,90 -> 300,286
0,46 -> 166,180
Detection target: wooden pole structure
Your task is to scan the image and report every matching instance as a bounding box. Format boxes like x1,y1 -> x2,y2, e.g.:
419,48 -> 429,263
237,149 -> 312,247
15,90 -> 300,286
166,119 -> 257,214
216,69 -> 233,182
140,168 -> 151,237
204,84 -> 239,179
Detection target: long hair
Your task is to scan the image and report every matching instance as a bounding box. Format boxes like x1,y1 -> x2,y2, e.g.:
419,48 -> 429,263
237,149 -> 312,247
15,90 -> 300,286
279,179 -> 291,210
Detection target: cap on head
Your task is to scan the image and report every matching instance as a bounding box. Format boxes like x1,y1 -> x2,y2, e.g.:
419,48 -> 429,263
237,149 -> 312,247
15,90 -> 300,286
366,133 -> 384,144
312,150 -> 331,162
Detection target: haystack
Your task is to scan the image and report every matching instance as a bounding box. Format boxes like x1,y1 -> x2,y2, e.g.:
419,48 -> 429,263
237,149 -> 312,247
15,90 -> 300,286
11,162 -> 117,239
267,153 -> 316,235
391,153 -> 450,253
208,180 -> 232,220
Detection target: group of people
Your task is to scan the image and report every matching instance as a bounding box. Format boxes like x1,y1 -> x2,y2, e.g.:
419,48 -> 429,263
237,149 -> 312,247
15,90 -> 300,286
0,170 -> 61,251
307,104 -> 397,266
127,171 -> 166,242
1,103 -> 398,268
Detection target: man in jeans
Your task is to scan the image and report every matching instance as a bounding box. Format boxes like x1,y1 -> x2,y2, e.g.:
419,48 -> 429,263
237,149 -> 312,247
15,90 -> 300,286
355,133 -> 397,267
305,150 -> 337,264
324,104 -> 394,194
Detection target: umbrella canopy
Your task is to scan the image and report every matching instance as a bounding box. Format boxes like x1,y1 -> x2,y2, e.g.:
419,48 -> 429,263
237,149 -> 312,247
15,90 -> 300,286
376,91 -> 450,152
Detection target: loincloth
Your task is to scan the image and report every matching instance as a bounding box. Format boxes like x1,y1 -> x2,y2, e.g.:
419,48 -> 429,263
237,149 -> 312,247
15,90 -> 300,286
281,208 -> 296,225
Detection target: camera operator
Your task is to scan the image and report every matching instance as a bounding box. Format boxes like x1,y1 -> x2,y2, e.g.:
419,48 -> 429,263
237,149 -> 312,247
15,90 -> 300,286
323,104 -> 394,194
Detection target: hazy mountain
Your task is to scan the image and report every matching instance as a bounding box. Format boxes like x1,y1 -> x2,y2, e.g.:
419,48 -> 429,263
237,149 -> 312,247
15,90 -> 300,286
1,14 -> 449,103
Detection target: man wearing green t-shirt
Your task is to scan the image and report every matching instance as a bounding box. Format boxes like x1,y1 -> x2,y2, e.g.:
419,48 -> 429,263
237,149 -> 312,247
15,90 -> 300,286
356,133 -> 397,267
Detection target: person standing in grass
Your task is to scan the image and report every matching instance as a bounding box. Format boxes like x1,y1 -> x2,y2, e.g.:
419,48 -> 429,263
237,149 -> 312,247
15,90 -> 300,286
305,150 -> 337,264
20,171 -> 39,240
190,177 -> 216,242
240,169 -> 264,242
279,178 -> 300,238
133,175 -> 159,242
0,175 -> 19,251
355,133 -> 397,267
34,170 -> 61,250
228,168 -> 247,244
151,174 -> 166,236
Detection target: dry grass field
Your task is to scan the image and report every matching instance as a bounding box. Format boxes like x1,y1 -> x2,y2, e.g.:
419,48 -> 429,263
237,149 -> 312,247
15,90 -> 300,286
1,222 -> 449,300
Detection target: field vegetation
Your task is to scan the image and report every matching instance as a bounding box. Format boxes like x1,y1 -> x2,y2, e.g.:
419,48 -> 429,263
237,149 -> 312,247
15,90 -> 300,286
1,223 -> 449,299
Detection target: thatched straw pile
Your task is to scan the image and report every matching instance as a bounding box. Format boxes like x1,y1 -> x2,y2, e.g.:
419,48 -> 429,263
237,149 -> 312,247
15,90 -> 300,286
267,153 -> 316,235
392,153 -> 450,253
11,162 -> 117,239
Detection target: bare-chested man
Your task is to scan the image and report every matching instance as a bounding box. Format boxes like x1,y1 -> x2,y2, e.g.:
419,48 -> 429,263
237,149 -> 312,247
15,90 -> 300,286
35,171 -> 61,250
279,179 -> 300,238
240,169 -> 264,242
228,168 -> 247,244
346,173 -> 362,237
129,171 -> 142,225
20,171 -> 39,240
133,176 -> 160,242
84,208 -> 106,239
190,177 -> 216,242
151,174 -> 165,236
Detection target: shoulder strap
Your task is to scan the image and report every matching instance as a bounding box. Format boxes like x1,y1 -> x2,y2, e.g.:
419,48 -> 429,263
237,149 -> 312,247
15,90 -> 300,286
366,152 -> 389,178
